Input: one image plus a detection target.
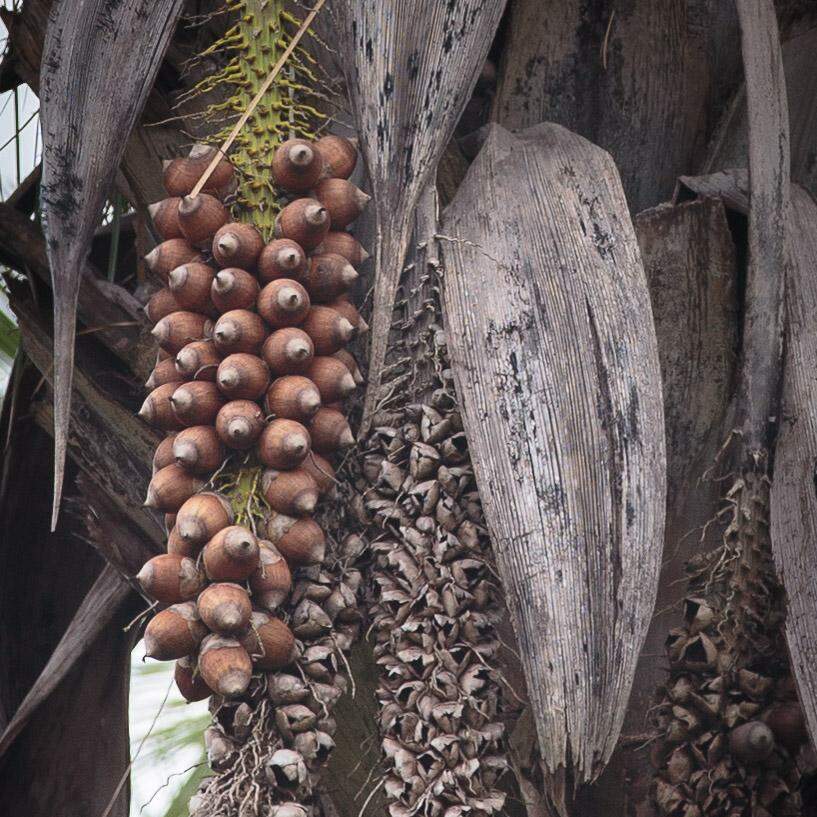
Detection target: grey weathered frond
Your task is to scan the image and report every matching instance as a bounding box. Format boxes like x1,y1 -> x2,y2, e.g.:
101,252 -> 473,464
334,0 -> 507,428
39,0 -> 185,529
440,123 -> 666,793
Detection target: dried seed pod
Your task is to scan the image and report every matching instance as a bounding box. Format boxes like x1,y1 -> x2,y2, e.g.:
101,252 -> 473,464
144,288 -> 181,324
205,725 -> 237,769
257,418 -> 311,470
268,673 -> 308,704
314,178 -> 370,229
301,452 -> 336,496
300,305 -> 355,356
272,138 -> 324,191
261,327 -> 314,375
216,353 -> 270,400
265,748 -> 308,791
266,515 -> 325,566
145,464 -> 205,511
215,400 -> 265,450
300,253 -> 358,303
144,239 -> 203,282
213,309 -> 268,355
258,239 -> 308,284
327,296 -> 368,334
257,279 -> 310,328
728,721 -> 775,764
314,231 -> 369,266
176,491 -> 233,546
178,193 -> 229,247
314,134 -> 357,180
241,611 -> 296,670
211,268 -> 260,313
145,357 -> 182,390
198,634 -> 252,697
250,541 -> 292,612
167,262 -> 215,312
175,339 -> 220,382
262,468 -> 319,516
197,582 -> 252,635
136,554 -> 204,603
173,425 -> 225,474
332,349 -> 364,385
309,408 -> 355,454
174,655 -> 211,702
211,222 -> 263,271
144,602 -> 207,660
152,433 -> 178,473
170,381 -> 226,426
274,197 -> 329,251
265,376 -> 321,422
148,197 -> 183,240
139,382 -> 186,431
203,526 -> 260,582
152,311 -> 214,355
305,356 -> 356,403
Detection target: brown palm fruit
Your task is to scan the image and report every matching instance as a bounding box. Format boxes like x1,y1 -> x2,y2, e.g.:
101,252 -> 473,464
250,541 -> 292,612
174,655 -> 212,702
198,634 -> 252,697
176,491 -> 233,548
274,198 -> 329,251
763,702 -> 809,750
300,305 -> 355,356
265,375 -> 321,423
301,452 -> 336,496
300,253 -> 358,303
262,327 -> 314,375
198,582 -> 252,635
170,381 -> 226,427
272,138 -> 324,191
257,418 -> 311,470
152,311 -> 214,355
314,231 -> 369,265
313,178 -> 370,229
167,524 -> 197,558
213,309 -> 268,355
327,296 -> 368,334
139,382 -> 185,431
163,145 -> 235,198
309,408 -> 355,454
145,357 -> 182,390
267,515 -> 325,566
152,433 -> 178,474
262,468 -> 319,516
211,267 -> 260,313
216,353 -> 270,401
144,238 -> 203,282
144,287 -> 181,324
175,339 -> 220,382
167,262 -> 216,312
136,554 -> 204,603
241,612 -> 296,670
314,134 -> 357,180
212,222 -> 264,270
215,400 -> 265,450
203,526 -> 260,582
305,356 -> 356,403
173,425 -> 225,474
728,721 -> 775,764
178,193 -> 229,247
257,238 -> 307,284
164,513 -> 177,533
332,349 -> 364,385
144,602 -> 208,660
257,279 -> 310,328
148,197 -> 183,240
145,464 -> 205,512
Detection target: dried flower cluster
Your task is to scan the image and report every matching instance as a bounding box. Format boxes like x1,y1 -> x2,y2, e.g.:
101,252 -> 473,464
135,134 -> 370,815
652,470 -> 811,816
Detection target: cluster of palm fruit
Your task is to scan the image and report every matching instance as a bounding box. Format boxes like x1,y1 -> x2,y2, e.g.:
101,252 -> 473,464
134,134 -> 370,808
651,474 -> 810,817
